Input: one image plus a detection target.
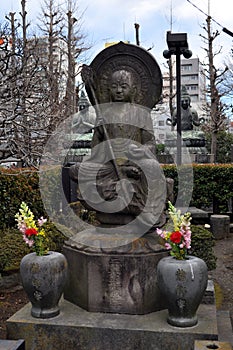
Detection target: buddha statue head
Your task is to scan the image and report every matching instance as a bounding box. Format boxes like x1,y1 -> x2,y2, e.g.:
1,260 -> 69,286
109,70 -> 137,103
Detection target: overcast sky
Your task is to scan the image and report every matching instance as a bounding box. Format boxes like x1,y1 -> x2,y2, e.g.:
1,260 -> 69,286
1,0 -> 233,70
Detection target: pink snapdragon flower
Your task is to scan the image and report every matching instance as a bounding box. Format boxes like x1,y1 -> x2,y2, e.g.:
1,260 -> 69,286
38,217 -> 47,227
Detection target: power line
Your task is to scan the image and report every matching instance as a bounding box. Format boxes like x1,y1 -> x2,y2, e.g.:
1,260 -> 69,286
186,0 -> 233,38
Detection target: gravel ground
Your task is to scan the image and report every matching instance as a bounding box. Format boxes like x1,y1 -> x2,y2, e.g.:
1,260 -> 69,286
0,236 -> 232,340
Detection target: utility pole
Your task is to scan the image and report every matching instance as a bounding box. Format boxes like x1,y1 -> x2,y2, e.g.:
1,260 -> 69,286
134,23 -> 140,46
168,0 -> 174,125
66,10 -> 77,116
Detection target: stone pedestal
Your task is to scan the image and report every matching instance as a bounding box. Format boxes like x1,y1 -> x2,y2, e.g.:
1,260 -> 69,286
63,231 -> 168,314
7,299 -> 218,350
210,215 -> 230,240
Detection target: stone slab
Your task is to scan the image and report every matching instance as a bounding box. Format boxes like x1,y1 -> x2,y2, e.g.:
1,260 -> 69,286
194,340 -> 232,349
0,339 -> 25,350
7,299 -> 218,350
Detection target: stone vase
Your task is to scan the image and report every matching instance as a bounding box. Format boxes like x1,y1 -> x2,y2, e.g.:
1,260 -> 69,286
157,255 -> 208,327
20,251 -> 68,318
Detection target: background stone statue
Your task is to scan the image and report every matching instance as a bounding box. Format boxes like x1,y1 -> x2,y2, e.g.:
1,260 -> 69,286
165,85 -> 207,155
168,85 -> 204,131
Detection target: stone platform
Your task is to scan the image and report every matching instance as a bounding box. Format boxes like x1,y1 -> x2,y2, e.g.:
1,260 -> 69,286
7,299 -> 218,350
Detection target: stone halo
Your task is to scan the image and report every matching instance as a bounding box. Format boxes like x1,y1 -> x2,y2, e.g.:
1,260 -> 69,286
88,41 -> 162,109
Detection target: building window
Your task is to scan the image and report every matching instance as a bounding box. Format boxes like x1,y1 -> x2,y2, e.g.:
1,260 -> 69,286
191,75 -> 198,80
159,120 -> 165,126
181,64 -> 192,71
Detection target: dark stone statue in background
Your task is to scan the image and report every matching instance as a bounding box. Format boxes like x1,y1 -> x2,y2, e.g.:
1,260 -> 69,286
165,85 -> 207,155
170,85 -> 204,131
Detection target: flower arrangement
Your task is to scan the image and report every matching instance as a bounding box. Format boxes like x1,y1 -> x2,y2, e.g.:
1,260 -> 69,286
15,202 -> 48,256
156,201 -> 192,260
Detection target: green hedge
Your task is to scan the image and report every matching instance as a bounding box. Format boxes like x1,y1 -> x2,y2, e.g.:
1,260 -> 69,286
0,222 -> 66,273
0,223 -> 216,273
0,167 -> 220,274
0,168 -> 44,228
0,164 -> 232,231
0,167 -> 62,229
188,225 -> 216,270
163,164 -> 233,213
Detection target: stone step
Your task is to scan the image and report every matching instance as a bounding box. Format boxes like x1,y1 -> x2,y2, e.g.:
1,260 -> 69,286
6,300 -> 218,350
0,339 -> 25,350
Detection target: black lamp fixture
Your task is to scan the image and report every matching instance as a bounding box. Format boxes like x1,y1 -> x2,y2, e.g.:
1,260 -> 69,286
163,31 -> 192,165
163,31 -> 192,59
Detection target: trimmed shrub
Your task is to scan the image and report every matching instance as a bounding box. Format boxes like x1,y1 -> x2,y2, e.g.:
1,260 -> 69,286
0,222 -> 66,274
188,225 -> 217,271
0,168 -> 44,229
163,164 -> 233,213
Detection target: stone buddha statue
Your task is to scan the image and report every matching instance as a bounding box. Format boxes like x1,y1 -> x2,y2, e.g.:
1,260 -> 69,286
69,42 -> 167,235
169,85 -> 204,132
166,85 -> 206,153
63,43 -> 170,314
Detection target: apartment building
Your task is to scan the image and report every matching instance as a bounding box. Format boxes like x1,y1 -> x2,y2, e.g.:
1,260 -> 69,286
27,36 -> 69,100
162,57 -> 205,103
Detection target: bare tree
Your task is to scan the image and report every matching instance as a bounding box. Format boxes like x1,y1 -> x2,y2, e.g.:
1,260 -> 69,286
0,0 -> 90,168
37,0 -> 90,124
62,0 -> 89,118
2,0 -> 51,167
0,17 -> 20,157
200,16 -> 228,162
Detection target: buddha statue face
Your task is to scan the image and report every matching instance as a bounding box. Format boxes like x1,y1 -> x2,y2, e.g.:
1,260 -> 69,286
109,70 -> 136,102
181,96 -> 191,110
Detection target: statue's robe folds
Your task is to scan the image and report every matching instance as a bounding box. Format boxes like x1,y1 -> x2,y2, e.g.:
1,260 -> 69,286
69,103 -> 167,231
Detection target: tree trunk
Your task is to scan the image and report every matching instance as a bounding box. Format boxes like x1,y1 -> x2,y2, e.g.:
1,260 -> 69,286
211,131 -> 217,162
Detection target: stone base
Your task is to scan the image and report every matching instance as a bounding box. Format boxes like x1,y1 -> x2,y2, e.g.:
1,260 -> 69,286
7,299 -> 218,350
63,235 -> 168,314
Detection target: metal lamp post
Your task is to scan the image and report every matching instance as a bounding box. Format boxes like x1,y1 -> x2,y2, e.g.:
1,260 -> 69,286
163,31 -> 192,165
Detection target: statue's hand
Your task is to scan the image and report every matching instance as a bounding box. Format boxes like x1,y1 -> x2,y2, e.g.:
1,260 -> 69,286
124,166 -> 141,179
